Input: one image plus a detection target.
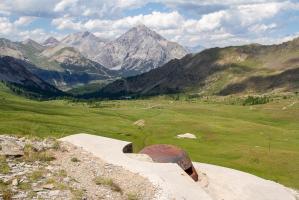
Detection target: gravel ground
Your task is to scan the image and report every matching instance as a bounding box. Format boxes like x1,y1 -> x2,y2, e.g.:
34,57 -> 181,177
0,135 -> 157,200
53,142 -> 157,200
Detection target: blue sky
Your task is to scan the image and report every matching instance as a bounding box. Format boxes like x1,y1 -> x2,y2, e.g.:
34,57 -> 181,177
1,0 -> 299,47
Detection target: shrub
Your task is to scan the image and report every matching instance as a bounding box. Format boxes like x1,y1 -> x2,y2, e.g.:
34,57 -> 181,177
127,193 -> 138,200
23,144 -> 55,162
29,170 -> 44,181
2,189 -> 12,200
243,96 -> 270,106
94,177 -> 122,193
0,156 -> 10,174
71,157 -> 80,162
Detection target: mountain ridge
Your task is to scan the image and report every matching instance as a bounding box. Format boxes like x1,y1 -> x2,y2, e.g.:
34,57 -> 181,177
0,56 -> 63,98
84,37 -> 299,98
60,31 -> 107,60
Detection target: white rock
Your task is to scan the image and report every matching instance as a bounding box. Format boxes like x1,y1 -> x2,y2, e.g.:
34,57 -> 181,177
133,119 -> 145,127
176,133 -> 197,139
12,178 -> 18,186
48,190 -> 60,196
43,184 -> 55,190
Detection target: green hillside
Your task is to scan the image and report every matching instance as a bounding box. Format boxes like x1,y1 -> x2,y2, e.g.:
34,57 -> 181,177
0,83 -> 298,189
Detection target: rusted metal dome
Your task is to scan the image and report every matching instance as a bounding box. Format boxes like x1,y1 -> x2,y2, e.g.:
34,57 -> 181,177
139,144 -> 199,181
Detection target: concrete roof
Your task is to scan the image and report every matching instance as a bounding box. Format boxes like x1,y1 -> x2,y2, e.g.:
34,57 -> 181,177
61,133 -> 297,200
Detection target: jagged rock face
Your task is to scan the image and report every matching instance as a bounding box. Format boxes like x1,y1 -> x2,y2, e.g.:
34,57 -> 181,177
94,25 -> 188,75
60,31 -> 107,59
43,37 -> 59,47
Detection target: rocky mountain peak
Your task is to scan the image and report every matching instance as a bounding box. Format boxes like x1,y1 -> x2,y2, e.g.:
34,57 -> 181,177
22,38 -> 40,46
43,37 -> 59,47
81,31 -> 92,38
22,39 -> 45,52
95,25 -> 188,75
134,24 -> 155,33
117,24 -> 163,43
60,31 -> 107,59
62,31 -> 103,43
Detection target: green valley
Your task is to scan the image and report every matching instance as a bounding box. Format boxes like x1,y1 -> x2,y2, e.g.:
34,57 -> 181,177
0,83 -> 298,189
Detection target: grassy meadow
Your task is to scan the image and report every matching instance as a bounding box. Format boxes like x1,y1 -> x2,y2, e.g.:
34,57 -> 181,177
0,83 -> 298,189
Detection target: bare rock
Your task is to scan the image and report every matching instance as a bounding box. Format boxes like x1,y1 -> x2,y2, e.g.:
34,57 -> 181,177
0,136 -> 24,156
133,119 -> 145,127
43,184 -> 55,190
12,178 -> 19,186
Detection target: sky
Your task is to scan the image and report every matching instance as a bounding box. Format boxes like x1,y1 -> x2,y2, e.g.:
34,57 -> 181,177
1,0 -> 299,48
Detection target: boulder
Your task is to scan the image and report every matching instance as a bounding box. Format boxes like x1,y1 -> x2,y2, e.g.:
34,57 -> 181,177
0,136 -> 24,156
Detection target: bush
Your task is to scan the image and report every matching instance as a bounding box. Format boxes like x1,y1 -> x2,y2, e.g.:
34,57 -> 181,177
0,156 -> 10,174
94,177 -> 122,193
23,144 -> 55,162
243,96 -> 270,106
71,157 -> 80,162
127,193 -> 139,200
2,189 -> 12,200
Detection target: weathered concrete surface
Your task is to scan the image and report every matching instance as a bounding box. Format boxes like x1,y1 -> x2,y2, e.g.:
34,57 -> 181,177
193,162 -> 296,200
61,133 -> 297,200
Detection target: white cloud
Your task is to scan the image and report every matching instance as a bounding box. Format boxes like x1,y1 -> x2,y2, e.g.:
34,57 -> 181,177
48,0 -> 299,47
52,16 -> 83,30
195,11 -> 228,32
0,17 -> 14,34
249,23 -> 277,33
19,28 -> 47,40
236,2 -> 285,26
54,0 -> 78,12
14,16 -> 36,26
18,28 -> 63,42
0,16 -> 61,42
0,0 -> 60,17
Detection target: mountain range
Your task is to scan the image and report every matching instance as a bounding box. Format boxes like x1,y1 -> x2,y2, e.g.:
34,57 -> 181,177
0,24 -> 298,99
0,37 -> 116,90
0,25 -> 188,90
85,38 -> 299,98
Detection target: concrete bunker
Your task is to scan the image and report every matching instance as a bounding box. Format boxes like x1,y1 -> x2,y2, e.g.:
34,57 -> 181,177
139,144 -> 199,182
